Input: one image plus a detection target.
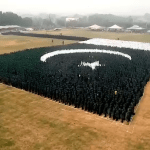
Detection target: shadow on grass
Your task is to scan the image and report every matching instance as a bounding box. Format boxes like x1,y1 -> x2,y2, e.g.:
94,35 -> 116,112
0,138 -> 15,148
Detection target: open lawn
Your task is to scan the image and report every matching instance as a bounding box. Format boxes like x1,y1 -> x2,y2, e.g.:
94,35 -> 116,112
0,35 -> 76,54
32,29 -> 150,43
0,82 -> 150,150
0,32 -> 150,150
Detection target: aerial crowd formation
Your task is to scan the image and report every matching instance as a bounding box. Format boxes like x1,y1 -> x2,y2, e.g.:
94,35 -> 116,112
0,40 -> 150,123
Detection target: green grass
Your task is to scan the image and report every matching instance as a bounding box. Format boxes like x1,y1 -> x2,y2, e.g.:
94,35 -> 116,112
0,138 -> 15,148
136,144 -> 145,150
0,122 -> 18,150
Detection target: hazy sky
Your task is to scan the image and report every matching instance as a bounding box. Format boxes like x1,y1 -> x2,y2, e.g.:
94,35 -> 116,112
0,0 -> 150,16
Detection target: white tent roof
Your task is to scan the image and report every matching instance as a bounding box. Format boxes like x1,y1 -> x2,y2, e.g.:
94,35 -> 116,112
0,25 -> 20,29
127,25 -> 145,30
26,28 -> 33,31
147,30 -> 150,33
108,24 -> 123,29
66,18 -> 79,22
54,28 -> 61,31
135,27 -> 145,30
88,24 -> 104,30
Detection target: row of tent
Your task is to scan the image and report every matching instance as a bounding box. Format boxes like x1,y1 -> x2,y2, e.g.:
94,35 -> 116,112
0,25 -> 34,32
0,24 -> 150,33
88,24 -> 149,32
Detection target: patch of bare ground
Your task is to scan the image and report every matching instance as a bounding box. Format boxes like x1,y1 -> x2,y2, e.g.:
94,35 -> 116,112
0,81 -> 150,150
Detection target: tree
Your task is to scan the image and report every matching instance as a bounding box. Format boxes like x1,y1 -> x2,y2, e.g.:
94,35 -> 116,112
22,17 -> 32,27
0,11 -> 32,27
42,19 -> 55,29
56,19 -> 65,27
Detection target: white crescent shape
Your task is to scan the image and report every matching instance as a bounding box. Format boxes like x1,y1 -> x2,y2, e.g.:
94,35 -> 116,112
40,49 -> 131,62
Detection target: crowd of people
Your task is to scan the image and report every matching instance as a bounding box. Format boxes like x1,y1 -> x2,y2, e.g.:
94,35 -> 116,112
0,43 -> 150,123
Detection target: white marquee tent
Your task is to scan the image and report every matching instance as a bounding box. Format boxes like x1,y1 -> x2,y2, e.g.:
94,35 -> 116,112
108,24 -> 123,30
88,24 -> 105,30
26,28 -> 34,31
147,30 -> 150,33
0,25 -> 20,29
127,25 -> 145,30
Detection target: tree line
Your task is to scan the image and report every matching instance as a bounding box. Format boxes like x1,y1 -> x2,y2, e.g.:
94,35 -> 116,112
0,11 -> 32,27
0,11 -> 149,29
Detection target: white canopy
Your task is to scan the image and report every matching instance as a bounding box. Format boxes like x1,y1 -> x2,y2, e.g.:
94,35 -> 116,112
26,28 -> 33,31
0,25 -> 20,29
147,30 -> 150,33
108,24 -> 123,29
66,18 -> 79,22
53,28 -> 61,31
88,24 -> 104,30
127,25 -> 145,30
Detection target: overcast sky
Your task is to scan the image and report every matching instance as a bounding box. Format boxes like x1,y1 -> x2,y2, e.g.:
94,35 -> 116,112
0,0 -> 150,16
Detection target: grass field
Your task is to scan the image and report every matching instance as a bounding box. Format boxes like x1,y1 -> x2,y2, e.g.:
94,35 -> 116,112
0,82 -> 150,150
0,31 -> 150,150
0,35 -> 76,54
32,29 -> 150,43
